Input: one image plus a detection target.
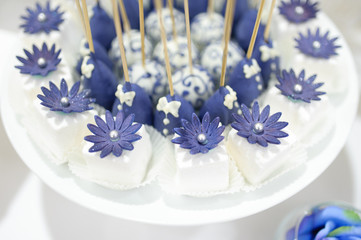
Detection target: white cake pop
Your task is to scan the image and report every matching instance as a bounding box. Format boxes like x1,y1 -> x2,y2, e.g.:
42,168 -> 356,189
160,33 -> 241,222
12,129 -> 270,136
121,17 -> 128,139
145,8 -> 186,43
110,29 -> 153,72
201,41 -> 244,84
172,65 -> 214,109
153,36 -> 199,71
128,60 -> 167,104
191,12 -> 224,51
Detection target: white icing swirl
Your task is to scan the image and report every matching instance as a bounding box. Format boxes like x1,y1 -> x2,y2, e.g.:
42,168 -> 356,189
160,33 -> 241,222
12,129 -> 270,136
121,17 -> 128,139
115,84 -> 136,107
243,59 -> 261,79
156,97 -> 181,118
81,55 -> 94,78
224,86 -> 238,110
259,45 -> 280,62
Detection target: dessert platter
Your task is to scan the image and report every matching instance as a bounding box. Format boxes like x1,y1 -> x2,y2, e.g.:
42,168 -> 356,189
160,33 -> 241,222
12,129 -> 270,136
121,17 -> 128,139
0,0 -> 359,225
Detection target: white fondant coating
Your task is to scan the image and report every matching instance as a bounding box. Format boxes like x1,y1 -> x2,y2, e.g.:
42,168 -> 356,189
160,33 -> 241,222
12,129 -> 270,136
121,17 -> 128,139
115,84 -> 136,107
81,56 -> 94,78
145,8 -> 185,43
261,86 -> 331,138
174,137 -> 229,192
224,86 -> 238,110
201,41 -> 244,83
243,59 -> 261,79
25,99 -> 96,165
110,30 -> 153,69
128,60 -> 167,104
83,125 -> 152,186
156,97 -> 181,118
191,12 -> 224,50
153,36 -> 199,71
21,1 -> 83,67
172,66 -> 214,108
227,128 -> 294,185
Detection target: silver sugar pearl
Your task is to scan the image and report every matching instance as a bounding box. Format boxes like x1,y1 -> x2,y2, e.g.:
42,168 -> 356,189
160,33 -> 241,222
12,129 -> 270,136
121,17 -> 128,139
37,12 -> 47,22
60,97 -> 70,107
313,40 -> 321,49
293,83 -> 303,94
294,6 -> 304,15
253,122 -> 264,134
109,130 -> 120,142
37,57 -> 47,68
197,133 -> 208,145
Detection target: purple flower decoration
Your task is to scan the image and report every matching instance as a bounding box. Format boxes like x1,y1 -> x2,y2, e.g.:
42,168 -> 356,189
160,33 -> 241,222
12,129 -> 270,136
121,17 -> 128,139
16,43 -> 61,77
172,112 -> 225,155
231,102 -> 288,147
20,2 -> 64,34
276,69 -> 325,103
295,28 -> 340,59
85,111 -> 142,158
37,79 -> 95,113
279,0 -> 319,23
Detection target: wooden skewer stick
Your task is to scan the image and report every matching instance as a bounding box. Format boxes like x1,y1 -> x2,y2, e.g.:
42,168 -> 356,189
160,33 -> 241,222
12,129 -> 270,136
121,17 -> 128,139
139,0 -> 146,68
112,0 -> 130,83
156,0 -> 174,96
220,0 -> 234,87
118,0 -> 131,35
81,0 -> 95,53
264,0 -> 276,42
207,0 -> 214,16
184,0 -> 193,73
75,0 -> 87,36
167,0 -> 178,43
221,0 -> 231,46
246,0 -> 266,59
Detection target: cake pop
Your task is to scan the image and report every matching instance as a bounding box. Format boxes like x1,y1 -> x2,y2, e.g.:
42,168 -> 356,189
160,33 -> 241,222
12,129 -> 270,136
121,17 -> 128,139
153,0 -> 194,136
172,0 -> 214,109
89,2 -> 116,50
229,0 -> 265,107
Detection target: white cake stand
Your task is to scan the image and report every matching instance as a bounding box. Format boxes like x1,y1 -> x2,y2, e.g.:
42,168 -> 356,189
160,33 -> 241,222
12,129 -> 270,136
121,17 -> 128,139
1,13 -> 358,226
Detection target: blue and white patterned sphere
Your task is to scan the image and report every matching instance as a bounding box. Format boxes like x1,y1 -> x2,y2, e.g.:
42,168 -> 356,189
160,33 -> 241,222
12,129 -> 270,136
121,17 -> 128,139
153,36 -> 199,72
128,60 -> 167,104
191,12 -> 224,51
201,41 -> 244,85
145,8 -> 185,44
109,30 -> 153,73
173,65 -> 214,109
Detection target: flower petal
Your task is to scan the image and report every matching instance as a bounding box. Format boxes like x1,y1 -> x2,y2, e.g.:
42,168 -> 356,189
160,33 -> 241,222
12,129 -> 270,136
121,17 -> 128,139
87,124 -> 106,137
265,112 -> 282,126
201,112 -> 210,132
263,134 -> 281,144
119,141 -> 134,151
95,115 -> 109,132
256,136 -> 268,147
84,135 -> 105,143
69,81 -> 80,97
181,119 -> 195,133
60,79 -> 68,97
100,144 -> 113,158
260,105 -> 270,123
115,111 -> 124,130
191,113 -> 201,133
105,111 -> 115,130
252,102 -> 260,121
122,134 -> 142,142
268,121 -> 288,130
120,114 -> 135,132
89,141 -> 108,152
247,135 -> 257,144
241,104 -> 252,123
112,144 -> 123,157
208,116 -> 220,133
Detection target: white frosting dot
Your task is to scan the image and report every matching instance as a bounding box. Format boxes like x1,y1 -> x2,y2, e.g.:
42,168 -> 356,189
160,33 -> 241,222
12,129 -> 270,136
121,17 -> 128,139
163,118 -> 170,125
163,129 -> 169,135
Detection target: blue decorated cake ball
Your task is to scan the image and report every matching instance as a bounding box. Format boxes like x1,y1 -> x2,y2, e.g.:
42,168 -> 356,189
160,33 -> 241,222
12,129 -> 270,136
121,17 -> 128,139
76,39 -> 113,75
201,41 -> 244,85
154,94 -> 194,136
153,36 -> 199,71
172,65 -> 214,109
222,0 -> 249,36
112,82 -> 153,125
109,30 -> 153,72
190,12 -> 224,51
145,8 -> 185,44
199,86 -> 241,126
89,2 -> 116,51
235,9 -> 265,51
228,58 -> 264,107
174,0 -> 208,21
128,60 -> 167,104
81,53 -> 118,110
253,38 -> 280,87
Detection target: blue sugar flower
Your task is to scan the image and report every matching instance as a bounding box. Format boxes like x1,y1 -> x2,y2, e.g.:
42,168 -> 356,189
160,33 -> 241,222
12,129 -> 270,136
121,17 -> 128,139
20,1 -> 64,34
276,69 -> 326,103
279,0 -> 319,23
172,112 -> 225,155
295,28 -> 340,59
16,43 -> 61,77
37,79 -> 95,113
85,111 -> 142,158
231,102 -> 288,147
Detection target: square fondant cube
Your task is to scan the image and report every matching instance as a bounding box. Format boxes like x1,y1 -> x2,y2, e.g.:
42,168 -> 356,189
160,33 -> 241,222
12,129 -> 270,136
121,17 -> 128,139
174,141 -> 229,192
83,125 -> 152,186
227,128 -> 294,185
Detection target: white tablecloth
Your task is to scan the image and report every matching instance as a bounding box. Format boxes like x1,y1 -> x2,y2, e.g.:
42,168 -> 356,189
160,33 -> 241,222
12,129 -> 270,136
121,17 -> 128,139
1,0 -> 361,239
